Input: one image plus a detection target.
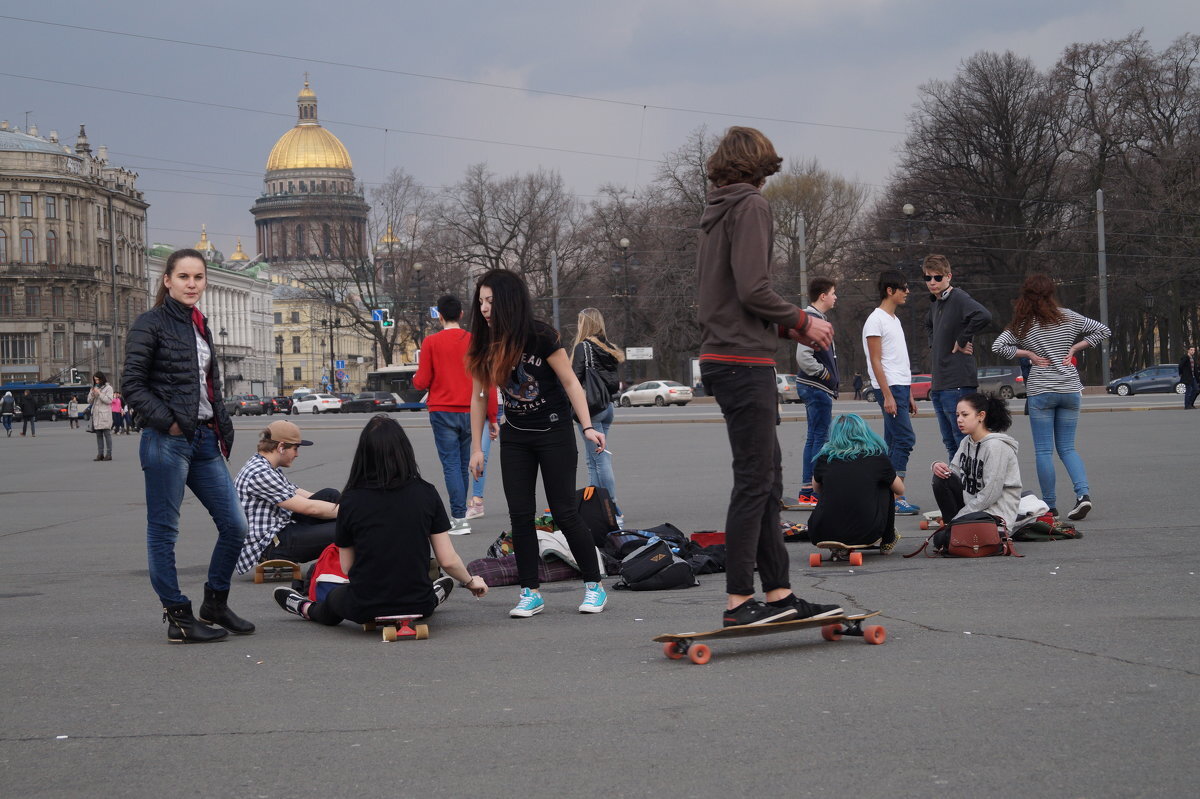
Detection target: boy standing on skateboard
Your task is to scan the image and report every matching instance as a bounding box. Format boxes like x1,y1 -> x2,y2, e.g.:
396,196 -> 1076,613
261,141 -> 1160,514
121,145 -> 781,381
696,126 -> 842,628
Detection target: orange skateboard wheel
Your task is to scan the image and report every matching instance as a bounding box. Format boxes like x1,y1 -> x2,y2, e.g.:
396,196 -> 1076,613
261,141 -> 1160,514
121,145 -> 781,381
663,642 -> 686,660
863,625 -> 886,645
849,551 -> 864,567
821,624 -> 843,641
808,552 -> 821,567
919,520 -> 930,530
688,644 -> 712,665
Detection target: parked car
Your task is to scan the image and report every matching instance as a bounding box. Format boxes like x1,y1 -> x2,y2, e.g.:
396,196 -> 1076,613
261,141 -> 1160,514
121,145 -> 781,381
863,374 -> 932,403
618,380 -> 693,407
776,374 -> 800,403
1106,365 -> 1186,397
976,365 -> 1026,399
266,396 -> 293,415
292,393 -> 342,414
224,394 -> 265,416
341,391 -> 399,413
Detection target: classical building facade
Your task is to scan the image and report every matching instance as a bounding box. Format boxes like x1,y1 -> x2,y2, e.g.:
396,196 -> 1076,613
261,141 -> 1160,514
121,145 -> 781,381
0,122 -> 150,386
271,275 -> 372,394
146,230 -> 275,396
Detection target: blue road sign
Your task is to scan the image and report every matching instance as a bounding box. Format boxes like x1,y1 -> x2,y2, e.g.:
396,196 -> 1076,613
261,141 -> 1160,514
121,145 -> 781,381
371,309 -> 386,322
335,360 -> 346,370
336,369 -> 347,382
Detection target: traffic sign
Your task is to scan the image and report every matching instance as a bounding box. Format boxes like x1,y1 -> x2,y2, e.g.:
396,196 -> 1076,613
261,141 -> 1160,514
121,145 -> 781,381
335,369 -> 347,382
626,347 -> 653,360
430,306 -> 440,319
335,360 -> 346,370
371,309 -> 386,322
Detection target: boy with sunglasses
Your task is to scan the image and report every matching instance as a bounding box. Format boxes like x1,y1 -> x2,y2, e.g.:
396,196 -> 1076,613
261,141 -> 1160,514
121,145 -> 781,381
922,254 -> 991,459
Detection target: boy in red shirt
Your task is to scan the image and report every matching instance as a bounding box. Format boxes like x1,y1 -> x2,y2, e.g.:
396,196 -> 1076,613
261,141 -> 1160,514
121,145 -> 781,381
414,294 -> 498,533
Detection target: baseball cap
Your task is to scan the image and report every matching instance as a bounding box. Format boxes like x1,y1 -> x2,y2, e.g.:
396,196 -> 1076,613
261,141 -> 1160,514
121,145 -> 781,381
266,420 -> 313,446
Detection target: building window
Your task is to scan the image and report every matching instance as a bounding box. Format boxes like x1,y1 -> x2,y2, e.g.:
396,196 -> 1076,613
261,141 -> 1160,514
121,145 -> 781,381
0,229 -> 6,263
291,335 -> 301,354
45,196 -> 57,219
25,286 -> 41,316
295,225 -> 304,253
0,333 -> 38,364
0,286 -> 11,316
273,311 -> 282,324
292,366 -> 302,381
66,232 -> 73,263
0,195 -> 5,216
290,311 -> 300,323
72,288 -> 81,317
63,197 -> 71,220
20,194 -> 33,217
46,231 -> 57,265
52,287 -> 64,316
20,229 -> 34,263
53,331 -> 65,360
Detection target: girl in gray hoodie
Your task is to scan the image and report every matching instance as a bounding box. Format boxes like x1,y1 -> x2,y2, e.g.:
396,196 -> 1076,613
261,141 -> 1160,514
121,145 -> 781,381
930,393 -> 1022,530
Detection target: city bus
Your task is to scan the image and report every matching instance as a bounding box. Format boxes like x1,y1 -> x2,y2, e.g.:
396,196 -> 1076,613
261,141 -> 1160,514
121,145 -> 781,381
363,364 -> 427,410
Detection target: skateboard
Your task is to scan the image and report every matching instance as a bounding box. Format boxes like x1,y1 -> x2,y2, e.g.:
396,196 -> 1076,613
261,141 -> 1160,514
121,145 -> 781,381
808,539 -> 882,567
254,559 -> 301,584
919,511 -> 944,531
362,614 -> 429,642
654,612 -> 885,665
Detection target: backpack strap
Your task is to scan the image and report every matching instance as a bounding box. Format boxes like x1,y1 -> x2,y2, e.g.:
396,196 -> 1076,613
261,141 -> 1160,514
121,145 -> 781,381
903,530 -> 940,558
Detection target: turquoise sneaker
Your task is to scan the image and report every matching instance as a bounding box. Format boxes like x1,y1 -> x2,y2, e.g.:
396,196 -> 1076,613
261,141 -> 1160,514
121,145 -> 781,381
509,588 -> 544,618
578,582 -> 608,614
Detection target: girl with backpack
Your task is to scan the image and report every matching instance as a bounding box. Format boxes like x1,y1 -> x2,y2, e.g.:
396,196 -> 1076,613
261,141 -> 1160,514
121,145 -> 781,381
930,393 -> 1022,531
570,308 -> 625,526
272,415 -> 487,626
807,414 -> 904,551
465,269 -> 610,618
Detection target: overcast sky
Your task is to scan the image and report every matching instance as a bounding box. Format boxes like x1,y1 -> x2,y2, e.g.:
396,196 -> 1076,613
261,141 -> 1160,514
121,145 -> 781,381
1,1 -> 1192,258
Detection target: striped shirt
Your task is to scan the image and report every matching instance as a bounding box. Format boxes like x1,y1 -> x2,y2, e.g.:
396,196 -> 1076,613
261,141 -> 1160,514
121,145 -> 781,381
992,309 -> 1111,395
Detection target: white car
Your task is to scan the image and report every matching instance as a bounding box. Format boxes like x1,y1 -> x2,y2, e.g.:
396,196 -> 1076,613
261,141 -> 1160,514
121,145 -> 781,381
291,393 -> 342,414
776,373 -> 800,403
619,380 -> 693,407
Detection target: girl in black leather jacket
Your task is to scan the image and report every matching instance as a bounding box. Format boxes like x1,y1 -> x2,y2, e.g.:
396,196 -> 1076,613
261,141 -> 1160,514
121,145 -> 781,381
123,248 -> 252,644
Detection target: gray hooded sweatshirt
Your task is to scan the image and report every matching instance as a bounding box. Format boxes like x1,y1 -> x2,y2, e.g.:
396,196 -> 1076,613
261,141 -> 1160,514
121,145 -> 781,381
949,432 -> 1021,528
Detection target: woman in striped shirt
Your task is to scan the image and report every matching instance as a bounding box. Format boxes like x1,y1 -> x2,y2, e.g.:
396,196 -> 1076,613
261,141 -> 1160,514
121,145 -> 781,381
992,275 -> 1111,521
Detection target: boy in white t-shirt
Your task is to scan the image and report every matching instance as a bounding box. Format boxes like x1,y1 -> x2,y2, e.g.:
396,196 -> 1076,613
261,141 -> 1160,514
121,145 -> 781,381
862,269 -> 920,515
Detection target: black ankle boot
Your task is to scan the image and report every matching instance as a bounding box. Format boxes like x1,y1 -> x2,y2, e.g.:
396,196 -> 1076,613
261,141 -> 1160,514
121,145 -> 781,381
198,584 -> 256,635
163,601 -> 228,644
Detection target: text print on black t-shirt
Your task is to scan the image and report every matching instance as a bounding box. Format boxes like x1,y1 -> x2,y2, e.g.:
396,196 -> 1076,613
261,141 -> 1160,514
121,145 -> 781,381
502,321 -> 570,425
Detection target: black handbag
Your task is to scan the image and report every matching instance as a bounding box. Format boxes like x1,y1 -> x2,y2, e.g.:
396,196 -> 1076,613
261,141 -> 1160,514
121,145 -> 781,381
577,341 -> 611,418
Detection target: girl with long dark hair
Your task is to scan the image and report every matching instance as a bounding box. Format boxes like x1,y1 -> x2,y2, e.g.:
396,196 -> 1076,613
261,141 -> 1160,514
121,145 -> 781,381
930,393 -> 1022,531
123,248 -> 250,643
465,269 -> 609,618
992,274 -> 1110,520
273,415 -> 487,626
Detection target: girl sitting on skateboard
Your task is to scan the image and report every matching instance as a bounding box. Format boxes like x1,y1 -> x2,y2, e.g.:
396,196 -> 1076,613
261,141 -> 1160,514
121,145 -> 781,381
273,415 -> 487,626
930,393 -> 1022,531
808,414 -> 903,551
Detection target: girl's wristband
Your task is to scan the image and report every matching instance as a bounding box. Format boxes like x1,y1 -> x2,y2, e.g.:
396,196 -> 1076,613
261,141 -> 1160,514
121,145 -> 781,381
582,426 -> 595,433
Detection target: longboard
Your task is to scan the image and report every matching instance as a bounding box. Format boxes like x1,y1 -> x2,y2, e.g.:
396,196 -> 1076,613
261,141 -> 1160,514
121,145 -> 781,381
654,612 -> 884,664
363,614 -> 429,642
809,538 -> 895,566
919,510 -> 944,530
254,559 -> 301,584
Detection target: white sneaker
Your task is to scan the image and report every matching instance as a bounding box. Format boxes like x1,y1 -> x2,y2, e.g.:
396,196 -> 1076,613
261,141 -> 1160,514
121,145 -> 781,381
449,517 -> 471,535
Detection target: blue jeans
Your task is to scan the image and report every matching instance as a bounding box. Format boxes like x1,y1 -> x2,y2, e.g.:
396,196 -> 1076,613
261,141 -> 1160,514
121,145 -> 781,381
576,402 -> 620,515
931,386 -> 976,458
430,410 -> 472,518
141,426 -> 248,606
1027,392 -> 1088,508
796,385 -> 832,490
472,419 -> 493,499
875,384 -> 915,476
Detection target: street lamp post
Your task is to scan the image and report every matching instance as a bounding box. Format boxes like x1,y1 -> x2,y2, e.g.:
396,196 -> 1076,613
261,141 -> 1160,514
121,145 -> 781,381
319,317 -> 342,392
617,238 -> 633,384
889,203 -> 930,369
218,327 -> 229,395
275,334 -> 284,395
413,262 -> 426,348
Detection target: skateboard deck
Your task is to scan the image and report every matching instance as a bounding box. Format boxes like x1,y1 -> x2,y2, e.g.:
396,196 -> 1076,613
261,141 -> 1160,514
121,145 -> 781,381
920,511 -> 944,531
363,614 -> 429,642
809,538 -> 887,567
254,559 -> 301,584
654,612 -> 884,664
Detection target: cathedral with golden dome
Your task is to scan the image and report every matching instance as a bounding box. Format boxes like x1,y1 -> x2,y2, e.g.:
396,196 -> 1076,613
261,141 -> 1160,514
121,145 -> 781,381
250,80 -> 369,265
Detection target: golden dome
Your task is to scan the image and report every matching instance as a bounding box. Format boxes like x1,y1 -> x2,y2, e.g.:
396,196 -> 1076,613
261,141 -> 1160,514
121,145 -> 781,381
379,224 -> 400,245
229,237 -> 249,261
265,79 -> 353,172
194,224 -> 211,251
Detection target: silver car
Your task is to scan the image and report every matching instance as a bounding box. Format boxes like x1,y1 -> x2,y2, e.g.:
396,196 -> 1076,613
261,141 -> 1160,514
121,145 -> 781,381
619,380 -> 693,407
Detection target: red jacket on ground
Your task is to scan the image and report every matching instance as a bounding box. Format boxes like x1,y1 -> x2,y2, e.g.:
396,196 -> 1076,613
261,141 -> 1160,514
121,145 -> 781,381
413,327 -> 497,421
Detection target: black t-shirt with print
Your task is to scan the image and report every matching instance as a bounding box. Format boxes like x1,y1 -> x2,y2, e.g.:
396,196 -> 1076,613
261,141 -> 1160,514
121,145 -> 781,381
809,453 -> 896,546
333,479 -> 450,619
502,320 -> 571,426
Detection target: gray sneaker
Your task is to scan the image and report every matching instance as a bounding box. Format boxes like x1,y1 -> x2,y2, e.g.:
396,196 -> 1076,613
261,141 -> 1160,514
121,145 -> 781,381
448,517 -> 471,535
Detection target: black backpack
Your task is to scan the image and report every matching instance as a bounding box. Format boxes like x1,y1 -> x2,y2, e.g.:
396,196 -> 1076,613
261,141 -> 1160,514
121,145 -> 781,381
577,485 -> 619,548
613,539 -> 697,591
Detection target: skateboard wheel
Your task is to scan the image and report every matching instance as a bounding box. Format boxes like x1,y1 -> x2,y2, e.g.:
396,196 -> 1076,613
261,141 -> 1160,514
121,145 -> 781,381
863,625 -> 886,645
808,553 -> 821,568
415,624 -> 429,640
849,551 -> 864,567
663,642 -> 686,660
362,622 -> 377,632
382,626 -> 397,643
821,624 -> 843,642
688,644 -> 712,665
919,520 -> 930,530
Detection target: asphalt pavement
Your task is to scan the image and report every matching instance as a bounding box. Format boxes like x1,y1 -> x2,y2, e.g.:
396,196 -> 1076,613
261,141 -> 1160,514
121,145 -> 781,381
1,404 -> 1196,798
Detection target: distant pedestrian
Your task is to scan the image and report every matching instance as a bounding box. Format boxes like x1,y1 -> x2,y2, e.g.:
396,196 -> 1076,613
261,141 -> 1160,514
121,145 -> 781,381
124,405 -> 136,432
793,277 -> 840,509
123,247 -> 250,644
863,269 -> 920,516
465,268 -> 609,618
67,396 -> 80,429
922,254 -> 991,459
1,391 -> 14,437
1178,346 -> 1198,410
88,372 -> 114,461
111,391 -> 125,436
18,390 -> 37,437
852,372 -> 864,400
570,308 -> 625,526
992,273 -> 1110,521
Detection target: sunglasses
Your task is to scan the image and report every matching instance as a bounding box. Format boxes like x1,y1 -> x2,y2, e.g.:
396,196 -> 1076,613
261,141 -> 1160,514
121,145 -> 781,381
923,274 -> 946,282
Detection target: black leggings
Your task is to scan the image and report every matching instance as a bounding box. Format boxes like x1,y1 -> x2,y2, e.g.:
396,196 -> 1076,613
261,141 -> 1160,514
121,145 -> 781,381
932,473 -> 966,523
307,584 -> 436,626
500,421 -> 602,588
262,487 -> 340,564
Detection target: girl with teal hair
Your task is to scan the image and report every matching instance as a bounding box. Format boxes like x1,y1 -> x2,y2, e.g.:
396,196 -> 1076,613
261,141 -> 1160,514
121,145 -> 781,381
808,414 -> 905,550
